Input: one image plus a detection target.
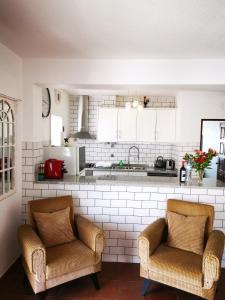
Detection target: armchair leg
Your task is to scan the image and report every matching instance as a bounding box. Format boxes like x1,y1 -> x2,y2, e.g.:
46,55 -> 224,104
90,273 -> 100,290
141,279 -> 152,296
22,269 -> 29,287
36,291 -> 47,300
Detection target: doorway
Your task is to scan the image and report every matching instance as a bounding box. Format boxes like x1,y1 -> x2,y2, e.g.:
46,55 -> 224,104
200,119 -> 225,179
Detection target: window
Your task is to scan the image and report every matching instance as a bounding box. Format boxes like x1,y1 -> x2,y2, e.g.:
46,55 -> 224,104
0,96 -> 15,199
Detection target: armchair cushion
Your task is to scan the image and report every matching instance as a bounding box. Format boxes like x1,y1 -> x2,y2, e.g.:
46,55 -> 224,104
149,244 -> 203,287
167,211 -> 207,255
46,240 -> 96,279
33,206 -> 76,247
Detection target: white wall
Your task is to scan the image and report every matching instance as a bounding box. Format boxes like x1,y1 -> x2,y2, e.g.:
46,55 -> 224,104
176,91 -> 225,142
41,88 -> 70,146
0,43 -> 22,277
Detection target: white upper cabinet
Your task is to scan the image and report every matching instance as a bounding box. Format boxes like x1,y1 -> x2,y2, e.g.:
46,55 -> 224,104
156,109 -> 176,142
97,107 -> 118,142
117,108 -> 137,142
137,109 -> 157,142
97,107 -> 176,143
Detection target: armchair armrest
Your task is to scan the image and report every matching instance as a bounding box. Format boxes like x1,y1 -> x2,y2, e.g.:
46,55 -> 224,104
18,224 -> 46,282
76,216 -> 105,255
203,230 -> 225,289
138,218 -> 166,264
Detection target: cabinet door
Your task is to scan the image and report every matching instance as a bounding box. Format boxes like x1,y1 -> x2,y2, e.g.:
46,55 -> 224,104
97,108 -> 118,142
118,109 -> 137,142
156,109 -> 176,142
137,109 -> 156,142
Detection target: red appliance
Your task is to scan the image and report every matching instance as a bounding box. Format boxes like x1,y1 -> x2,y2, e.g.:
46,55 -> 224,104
44,159 -> 64,179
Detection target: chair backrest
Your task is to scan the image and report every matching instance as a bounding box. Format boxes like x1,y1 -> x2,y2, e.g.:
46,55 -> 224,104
167,199 -> 214,239
28,195 -> 74,228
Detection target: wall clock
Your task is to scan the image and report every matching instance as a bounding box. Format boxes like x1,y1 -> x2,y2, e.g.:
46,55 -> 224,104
42,88 -> 51,118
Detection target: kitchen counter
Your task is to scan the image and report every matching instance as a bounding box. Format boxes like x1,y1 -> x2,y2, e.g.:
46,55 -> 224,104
35,174 -> 225,189
85,166 -> 178,177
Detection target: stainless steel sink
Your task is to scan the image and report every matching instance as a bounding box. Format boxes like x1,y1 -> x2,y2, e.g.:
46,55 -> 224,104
111,163 -> 148,171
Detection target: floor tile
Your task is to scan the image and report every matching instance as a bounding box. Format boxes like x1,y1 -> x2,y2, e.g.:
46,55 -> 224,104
0,260 -> 224,300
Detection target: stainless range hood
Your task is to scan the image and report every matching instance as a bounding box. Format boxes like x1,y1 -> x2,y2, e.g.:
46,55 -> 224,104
71,95 -> 93,139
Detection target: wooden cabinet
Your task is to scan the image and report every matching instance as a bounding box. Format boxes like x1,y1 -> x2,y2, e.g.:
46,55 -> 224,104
137,109 -> 156,142
117,109 -> 137,142
97,107 -> 118,142
156,109 -> 176,142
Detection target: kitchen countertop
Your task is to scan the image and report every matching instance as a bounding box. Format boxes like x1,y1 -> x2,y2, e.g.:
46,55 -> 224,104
87,166 -> 178,177
35,174 -> 225,189
90,166 -> 177,173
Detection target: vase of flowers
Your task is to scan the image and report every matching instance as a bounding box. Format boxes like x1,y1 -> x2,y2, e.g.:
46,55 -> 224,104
183,148 -> 217,185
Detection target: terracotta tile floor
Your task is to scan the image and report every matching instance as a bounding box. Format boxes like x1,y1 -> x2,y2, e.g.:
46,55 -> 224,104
0,261 -> 225,300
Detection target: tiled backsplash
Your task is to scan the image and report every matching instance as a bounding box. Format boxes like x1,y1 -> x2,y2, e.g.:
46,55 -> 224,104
116,95 -> 176,108
78,141 -> 174,166
68,94 -> 190,166
172,142 -> 200,170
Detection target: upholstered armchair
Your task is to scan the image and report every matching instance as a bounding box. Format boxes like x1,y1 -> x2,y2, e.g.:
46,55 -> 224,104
138,199 -> 225,300
18,196 -> 105,300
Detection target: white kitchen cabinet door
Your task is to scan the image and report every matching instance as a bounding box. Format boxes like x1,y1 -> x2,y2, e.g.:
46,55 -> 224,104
118,109 -> 137,142
97,107 -> 118,142
156,109 -> 176,142
137,109 -> 156,142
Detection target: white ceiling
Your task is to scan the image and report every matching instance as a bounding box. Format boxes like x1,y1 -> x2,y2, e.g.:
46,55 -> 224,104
0,0 -> 225,59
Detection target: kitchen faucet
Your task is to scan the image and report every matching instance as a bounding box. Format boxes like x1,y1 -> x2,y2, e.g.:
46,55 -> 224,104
128,146 -> 140,165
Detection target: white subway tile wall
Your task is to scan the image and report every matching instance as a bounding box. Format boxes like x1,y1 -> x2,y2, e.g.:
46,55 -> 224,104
116,95 -> 176,108
81,141 -> 177,166
172,142 -> 200,170
22,143 -> 225,266
68,95 -> 198,167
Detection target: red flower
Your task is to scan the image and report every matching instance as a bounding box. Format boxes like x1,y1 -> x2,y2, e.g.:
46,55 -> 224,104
194,156 -> 206,164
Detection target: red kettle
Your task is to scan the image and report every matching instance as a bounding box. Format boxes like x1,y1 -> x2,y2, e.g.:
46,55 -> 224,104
44,159 -> 64,179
